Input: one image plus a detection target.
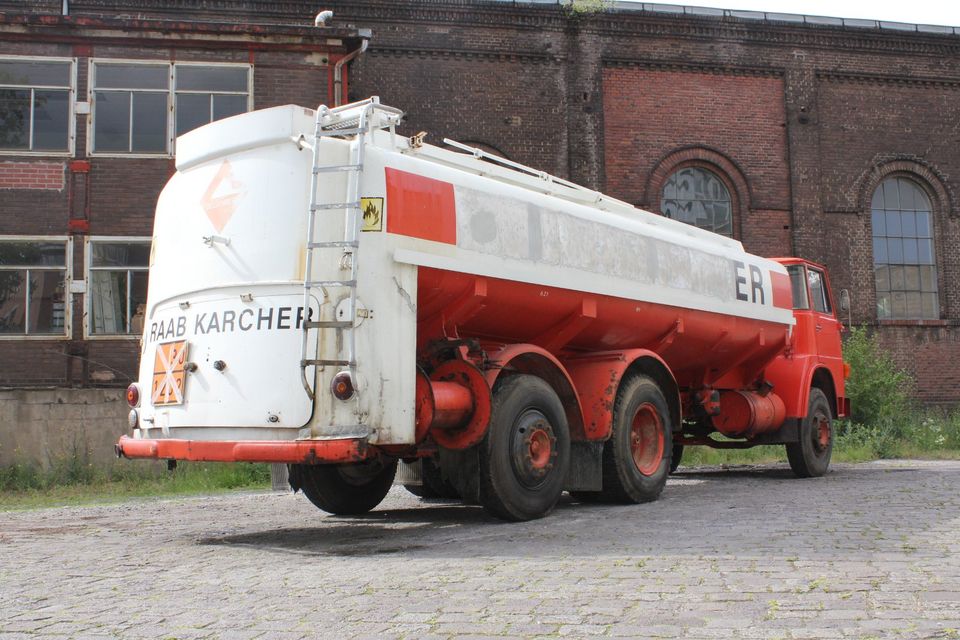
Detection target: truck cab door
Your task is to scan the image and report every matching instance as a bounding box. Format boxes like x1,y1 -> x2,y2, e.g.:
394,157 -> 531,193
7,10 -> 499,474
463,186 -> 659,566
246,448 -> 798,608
805,266 -> 843,367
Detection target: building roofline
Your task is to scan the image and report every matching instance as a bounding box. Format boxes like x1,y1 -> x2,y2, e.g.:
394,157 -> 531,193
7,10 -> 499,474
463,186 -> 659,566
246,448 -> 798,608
607,2 -> 960,35
0,13 -> 370,50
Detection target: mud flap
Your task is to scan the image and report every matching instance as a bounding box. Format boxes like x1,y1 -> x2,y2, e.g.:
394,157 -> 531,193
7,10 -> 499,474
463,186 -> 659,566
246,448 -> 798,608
563,441 -> 603,492
439,446 -> 480,503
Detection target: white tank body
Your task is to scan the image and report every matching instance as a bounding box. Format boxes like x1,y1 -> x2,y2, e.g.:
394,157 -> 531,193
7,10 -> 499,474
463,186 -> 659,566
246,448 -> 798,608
132,101 -> 793,447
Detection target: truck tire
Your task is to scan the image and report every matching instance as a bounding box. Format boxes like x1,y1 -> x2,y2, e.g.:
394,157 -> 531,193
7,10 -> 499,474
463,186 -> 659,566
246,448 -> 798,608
596,374 -> 672,503
479,374 -> 570,521
786,387 -> 833,478
289,458 -> 397,516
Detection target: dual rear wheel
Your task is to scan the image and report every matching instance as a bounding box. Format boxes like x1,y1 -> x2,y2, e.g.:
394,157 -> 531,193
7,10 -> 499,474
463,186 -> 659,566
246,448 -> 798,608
292,372 -> 673,521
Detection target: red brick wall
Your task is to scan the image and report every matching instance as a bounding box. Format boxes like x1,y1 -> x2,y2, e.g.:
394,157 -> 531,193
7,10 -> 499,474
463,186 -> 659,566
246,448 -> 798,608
0,162 -> 65,191
0,26 -> 339,388
3,1 -> 960,405
602,66 -> 790,213
349,51 -> 567,175
741,210 -> 792,259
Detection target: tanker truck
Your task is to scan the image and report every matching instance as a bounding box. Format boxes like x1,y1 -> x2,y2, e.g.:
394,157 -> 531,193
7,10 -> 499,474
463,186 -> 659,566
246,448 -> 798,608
117,97 -> 849,521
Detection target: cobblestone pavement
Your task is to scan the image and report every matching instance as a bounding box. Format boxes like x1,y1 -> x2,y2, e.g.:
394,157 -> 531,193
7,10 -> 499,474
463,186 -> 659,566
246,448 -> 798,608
2,460 -> 960,640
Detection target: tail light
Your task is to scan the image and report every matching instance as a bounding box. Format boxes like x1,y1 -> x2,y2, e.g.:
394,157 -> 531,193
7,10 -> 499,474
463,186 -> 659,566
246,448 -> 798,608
331,371 -> 355,401
126,383 -> 141,408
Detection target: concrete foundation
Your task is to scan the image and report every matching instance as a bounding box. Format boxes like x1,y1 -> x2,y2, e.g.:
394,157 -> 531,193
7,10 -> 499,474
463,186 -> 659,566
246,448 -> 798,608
0,388 -> 128,470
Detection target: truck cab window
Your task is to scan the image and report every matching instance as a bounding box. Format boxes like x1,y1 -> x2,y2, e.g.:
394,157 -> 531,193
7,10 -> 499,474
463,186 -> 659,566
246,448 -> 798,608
786,265 -> 809,310
807,268 -> 831,314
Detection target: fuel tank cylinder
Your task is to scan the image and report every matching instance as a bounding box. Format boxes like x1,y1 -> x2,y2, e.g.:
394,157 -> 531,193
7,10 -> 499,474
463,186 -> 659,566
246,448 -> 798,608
711,390 -> 787,438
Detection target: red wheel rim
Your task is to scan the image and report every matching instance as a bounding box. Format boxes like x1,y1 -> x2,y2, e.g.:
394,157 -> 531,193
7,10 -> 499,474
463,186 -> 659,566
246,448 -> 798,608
528,428 -> 551,470
814,414 -> 831,452
631,402 -> 665,476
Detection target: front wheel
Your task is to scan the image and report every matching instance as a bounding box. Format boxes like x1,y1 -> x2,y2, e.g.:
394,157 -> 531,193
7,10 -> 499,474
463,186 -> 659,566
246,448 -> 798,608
290,458 -> 397,515
479,375 -> 570,521
786,387 -> 833,478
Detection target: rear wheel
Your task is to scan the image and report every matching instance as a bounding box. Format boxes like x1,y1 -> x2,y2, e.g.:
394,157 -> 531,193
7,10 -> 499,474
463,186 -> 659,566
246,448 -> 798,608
290,458 -> 397,515
786,387 -> 833,478
479,375 -> 570,521
596,374 -> 672,503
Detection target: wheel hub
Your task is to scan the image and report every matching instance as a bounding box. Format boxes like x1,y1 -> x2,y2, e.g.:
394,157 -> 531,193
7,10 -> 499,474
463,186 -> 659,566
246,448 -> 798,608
630,402 -> 665,476
813,413 -> 831,453
511,410 -> 558,488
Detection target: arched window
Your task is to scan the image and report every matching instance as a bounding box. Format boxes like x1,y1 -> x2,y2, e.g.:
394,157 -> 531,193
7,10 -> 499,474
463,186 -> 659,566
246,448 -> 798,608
872,177 -> 938,319
660,166 -> 733,236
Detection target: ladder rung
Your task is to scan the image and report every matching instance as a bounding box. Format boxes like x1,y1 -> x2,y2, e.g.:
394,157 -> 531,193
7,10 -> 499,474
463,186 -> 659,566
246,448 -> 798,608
302,359 -> 354,367
304,320 -> 353,329
311,202 -> 360,211
305,280 -> 357,288
313,164 -> 362,174
317,127 -> 365,136
308,241 -> 359,249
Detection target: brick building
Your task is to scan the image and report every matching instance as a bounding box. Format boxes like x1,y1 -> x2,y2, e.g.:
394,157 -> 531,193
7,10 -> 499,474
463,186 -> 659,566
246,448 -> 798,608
333,0 -> 960,406
0,0 -> 958,423
0,1 -> 369,464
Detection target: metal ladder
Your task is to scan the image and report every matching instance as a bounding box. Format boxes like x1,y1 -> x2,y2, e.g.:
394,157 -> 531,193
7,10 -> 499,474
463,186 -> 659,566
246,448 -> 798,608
298,97 -> 402,399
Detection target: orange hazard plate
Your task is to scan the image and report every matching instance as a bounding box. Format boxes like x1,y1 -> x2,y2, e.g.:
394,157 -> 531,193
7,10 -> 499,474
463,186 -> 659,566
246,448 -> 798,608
152,340 -> 188,406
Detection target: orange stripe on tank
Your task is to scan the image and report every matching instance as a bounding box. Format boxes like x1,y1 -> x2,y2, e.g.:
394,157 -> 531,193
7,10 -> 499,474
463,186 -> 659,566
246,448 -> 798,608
385,167 -> 457,244
770,270 -> 792,309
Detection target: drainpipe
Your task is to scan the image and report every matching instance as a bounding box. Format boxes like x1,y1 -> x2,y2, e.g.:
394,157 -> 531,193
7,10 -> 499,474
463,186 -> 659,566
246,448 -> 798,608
333,33 -> 369,107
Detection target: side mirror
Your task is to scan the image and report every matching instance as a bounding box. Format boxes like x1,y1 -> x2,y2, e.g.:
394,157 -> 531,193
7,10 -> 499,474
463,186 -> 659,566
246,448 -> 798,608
839,289 -> 851,313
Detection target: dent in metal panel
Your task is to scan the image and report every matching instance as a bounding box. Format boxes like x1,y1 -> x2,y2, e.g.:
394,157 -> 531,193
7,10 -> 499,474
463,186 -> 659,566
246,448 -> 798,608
456,188 -> 530,261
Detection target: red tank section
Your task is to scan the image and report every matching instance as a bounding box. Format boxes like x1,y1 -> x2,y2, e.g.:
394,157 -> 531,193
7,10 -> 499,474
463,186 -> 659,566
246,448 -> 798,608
416,267 -> 791,393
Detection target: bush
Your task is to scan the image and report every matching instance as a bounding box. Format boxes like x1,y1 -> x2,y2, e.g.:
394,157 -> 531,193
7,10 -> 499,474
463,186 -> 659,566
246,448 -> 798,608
842,326 -> 914,432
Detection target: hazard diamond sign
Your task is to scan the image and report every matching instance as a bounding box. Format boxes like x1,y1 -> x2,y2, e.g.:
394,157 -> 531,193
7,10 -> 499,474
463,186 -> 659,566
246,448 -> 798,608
152,340 -> 188,406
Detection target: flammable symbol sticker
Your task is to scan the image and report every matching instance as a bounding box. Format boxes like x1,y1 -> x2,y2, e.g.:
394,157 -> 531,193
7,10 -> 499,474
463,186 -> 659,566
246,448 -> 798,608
201,159 -> 245,233
361,197 -> 383,232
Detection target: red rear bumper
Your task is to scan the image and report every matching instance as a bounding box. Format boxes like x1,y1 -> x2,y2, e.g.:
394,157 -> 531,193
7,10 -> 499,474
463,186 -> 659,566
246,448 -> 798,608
116,435 -> 371,464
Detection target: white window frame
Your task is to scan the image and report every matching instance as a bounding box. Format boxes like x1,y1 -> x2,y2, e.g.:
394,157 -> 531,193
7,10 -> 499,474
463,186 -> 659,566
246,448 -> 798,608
0,55 -> 77,157
87,59 -> 253,158
0,235 -> 73,340
172,61 -> 254,143
84,235 -> 151,340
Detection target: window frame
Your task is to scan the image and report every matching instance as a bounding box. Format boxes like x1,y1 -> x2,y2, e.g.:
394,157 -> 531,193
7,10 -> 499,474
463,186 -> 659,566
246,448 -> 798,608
660,164 -> 736,238
0,234 -> 73,340
806,267 -> 833,315
0,55 -> 77,157
172,61 -> 254,141
87,59 -> 253,158
870,175 -> 940,321
83,235 -> 151,340
785,264 -> 810,310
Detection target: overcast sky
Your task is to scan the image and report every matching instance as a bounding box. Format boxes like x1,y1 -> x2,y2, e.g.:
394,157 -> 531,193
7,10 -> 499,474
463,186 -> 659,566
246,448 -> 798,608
640,0 -> 960,27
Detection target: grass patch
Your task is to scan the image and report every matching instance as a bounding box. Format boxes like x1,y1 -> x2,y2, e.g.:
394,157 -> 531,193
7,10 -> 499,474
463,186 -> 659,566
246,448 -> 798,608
0,460 -> 271,511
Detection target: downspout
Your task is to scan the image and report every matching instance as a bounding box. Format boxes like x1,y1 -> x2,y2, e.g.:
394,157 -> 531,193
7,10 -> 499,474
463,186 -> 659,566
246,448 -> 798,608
334,34 -> 369,107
